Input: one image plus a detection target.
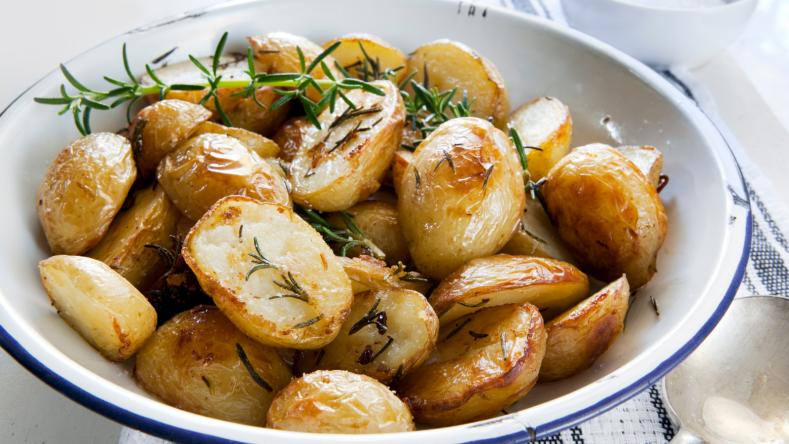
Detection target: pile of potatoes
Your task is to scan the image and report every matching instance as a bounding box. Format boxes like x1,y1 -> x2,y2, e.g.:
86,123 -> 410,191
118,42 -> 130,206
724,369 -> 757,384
36,32 -> 667,433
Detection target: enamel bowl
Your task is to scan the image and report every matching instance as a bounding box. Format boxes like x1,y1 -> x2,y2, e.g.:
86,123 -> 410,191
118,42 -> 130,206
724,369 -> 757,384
0,0 -> 750,442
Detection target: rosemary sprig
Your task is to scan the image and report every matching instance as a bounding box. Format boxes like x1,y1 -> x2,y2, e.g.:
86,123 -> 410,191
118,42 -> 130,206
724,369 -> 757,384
400,80 -> 475,151
271,272 -> 309,302
245,237 -> 278,281
236,343 -> 273,391
389,262 -> 430,283
349,297 -> 387,335
358,337 -> 394,364
295,205 -> 386,260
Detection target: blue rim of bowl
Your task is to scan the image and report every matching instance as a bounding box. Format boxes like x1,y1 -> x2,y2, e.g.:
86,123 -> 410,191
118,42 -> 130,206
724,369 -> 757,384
0,0 -> 752,441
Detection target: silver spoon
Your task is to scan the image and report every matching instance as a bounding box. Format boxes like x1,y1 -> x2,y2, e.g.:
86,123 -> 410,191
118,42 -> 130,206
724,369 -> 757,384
663,295 -> 789,443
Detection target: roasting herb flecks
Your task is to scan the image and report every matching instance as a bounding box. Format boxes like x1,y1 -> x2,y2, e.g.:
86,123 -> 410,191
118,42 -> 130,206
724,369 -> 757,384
389,261 -> 430,283
270,271 -> 309,302
468,331 -> 488,340
443,318 -> 471,342
458,298 -> 490,308
500,332 -> 508,360
358,336 -> 394,365
349,297 -> 387,335
245,237 -> 278,281
315,349 -> 325,366
295,204 -> 386,260
292,314 -> 322,329
235,343 -> 273,391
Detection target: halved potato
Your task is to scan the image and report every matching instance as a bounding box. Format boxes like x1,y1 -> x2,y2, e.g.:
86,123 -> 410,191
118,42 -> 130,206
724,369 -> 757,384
86,184 -> 181,291
500,196 -> 576,264
430,255 -> 589,325
37,133 -> 137,255
391,148 -> 413,196
508,97 -> 572,181
395,303 -> 546,426
543,144 -> 667,289
267,370 -> 415,433
182,196 -> 354,349
140,56 -> 290,137
289,80 -> 405,211
191,121 -> 280,158
398,118 -> 525,280
406,40 -> 510,129
294,289 -> 438,384
337,256 -> 432,295
539,276 -> 629,382
39,256 -> 156,361
272,116 -> 309,162
614,145 -> 663,189
325,201 -> 410,265
157,133 -> 291,221
323,34 -> 406,80
134,305 -> 292,426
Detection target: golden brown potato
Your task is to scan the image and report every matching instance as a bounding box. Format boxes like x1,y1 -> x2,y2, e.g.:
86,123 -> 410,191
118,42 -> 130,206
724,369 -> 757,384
508,97 -> 572,181
614,145 -> 663,189
128,99 -> 212,180
183,196 -> 354,349
391,148 -> 413,196
86,184 -> 181,291
39,256 -> 156,361
271,116 -> 309,162
191,121 -> 280,158
539,276 -> 629,382
37,133 -> 137,255
134,305 -> 292,425
267,370 -> 415,433
406,40 -> 510,129
294,289 -> 438,383
543,144 -> 667,289
430,255 -> 589,325
289,80 -> 405,211
157,133 -> 290,221
500,196 -> 577,264
395,303 -> 546,426
337,256 -> 432,295
398,118 -> 525,280
141,56 -> 290,137
326,201 -> 410,265
323,34 -> 406,80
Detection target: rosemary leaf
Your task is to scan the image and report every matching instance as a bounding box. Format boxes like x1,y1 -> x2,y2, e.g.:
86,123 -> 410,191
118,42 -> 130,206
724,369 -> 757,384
292,314 -> 322,329
235,343 -> 273,391
443,318 -> 471,342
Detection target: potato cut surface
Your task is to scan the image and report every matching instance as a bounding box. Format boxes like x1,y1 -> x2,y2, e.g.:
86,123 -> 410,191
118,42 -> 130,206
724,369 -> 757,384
337,256 -> 432,295
615,145 -> 664,189
508,97 -> 572,180
500,196 -> 577,264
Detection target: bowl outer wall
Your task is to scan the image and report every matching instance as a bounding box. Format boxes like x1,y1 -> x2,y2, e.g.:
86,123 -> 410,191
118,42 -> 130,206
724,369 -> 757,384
0,0 -> 751,442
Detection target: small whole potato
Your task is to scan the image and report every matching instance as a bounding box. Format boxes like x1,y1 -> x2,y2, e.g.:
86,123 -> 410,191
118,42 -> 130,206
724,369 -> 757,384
190,121 -> 280,159
267,370 -> 415,433
508,97 -> 572,181
500,196 -> 577,265
37,133 -> 137,255
157,133 -> 290,221
337,256 -> 432,295
398,117 -> 525,280
323,34 -> 406,80
271,116 -> 308,162
294,289 -> 439,383
326,201 -> 411,265
543,144 -> 667,289
134,305 -> 292,426
39,255 -> 156,361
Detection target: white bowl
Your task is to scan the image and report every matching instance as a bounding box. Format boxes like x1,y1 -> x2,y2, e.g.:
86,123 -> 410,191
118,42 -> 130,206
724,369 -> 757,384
0,0 -> 751,441
561,0 -> 758,68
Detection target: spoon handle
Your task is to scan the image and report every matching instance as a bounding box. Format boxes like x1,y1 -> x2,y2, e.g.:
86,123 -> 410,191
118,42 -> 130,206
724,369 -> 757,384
670,428 -> 708,444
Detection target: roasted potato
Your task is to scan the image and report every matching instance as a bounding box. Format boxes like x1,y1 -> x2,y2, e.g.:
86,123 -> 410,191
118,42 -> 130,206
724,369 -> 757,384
86,184 -> 181,291
391,148 -> 413,196
37,133 -> 137,255
395,303 -> 546,426
614,145 -> 663,189
141,56 -> 290,137
267,370 -> 415,433
430,255 -> 589,325
508,97 -> 572,181
398,118 -> 525,280
543,144 -> 667,289
191,121 -> 280,158
337,255 -> 432,295
134,305 -> 292,425
326,201 -> 411,265
39,255 -> 156,361
182,196 -> 354,349
500,196 -> 577,264
323,34 -> 406,80
406,40 -> 510,129
539,276 -> 629,382
271,116 -> 309,162
289,80 -> 405,211
294,289 -> 438,383
157,133 -> 291,221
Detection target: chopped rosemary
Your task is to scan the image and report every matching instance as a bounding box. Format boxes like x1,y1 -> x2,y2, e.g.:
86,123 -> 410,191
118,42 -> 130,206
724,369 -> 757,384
329,106 -> 382,129
245,237 -> 278,281
468,331 -> 488,340
292,314 -> 322,329
238,224 -> 243,243
201,376 -> 211,390
389,364 -> 404,386
349,297 -> 387,335
458,298 -> 490,308
315,349 -> 325,366
444,318 -> 471,341
651,296 -> 660,317
358,337 -> 394,365
501,332 -> 507,360
482,164 -> 495,190
389,262 -> 430,283
235,343 -> 273,391
414,166 -> 421,189
271,272 -> 309,302
437,304 -> 454,318
296,205 -> 386,260
623,293 -> 638,333
145,244 -> 176,270
434,149 -> 456,173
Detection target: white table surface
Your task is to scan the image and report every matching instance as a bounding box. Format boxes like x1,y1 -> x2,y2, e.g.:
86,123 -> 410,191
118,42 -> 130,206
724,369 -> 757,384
0,0 -> 787,442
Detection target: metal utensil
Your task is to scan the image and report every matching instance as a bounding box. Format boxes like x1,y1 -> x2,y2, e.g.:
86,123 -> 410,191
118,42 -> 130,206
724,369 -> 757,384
663,295 -> 789,443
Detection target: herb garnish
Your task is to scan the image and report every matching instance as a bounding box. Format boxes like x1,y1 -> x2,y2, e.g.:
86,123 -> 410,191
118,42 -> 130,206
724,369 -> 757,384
414,166 -> 421,189
358,337 -> 394,365
443,318 -> 471,341
349,297 -> 387,335
434,149 -> 456,173
201,376 -> 212,390
296,205 -> 386,260
468,331 -> 488,340
315,349 -> 325,366
238,225 -> 243,243
235,343 -> 273,391
389,262 -> 430,283
245,237 -> 278,281
292,314 -> 322,329
458,298 -> 490,308
389,364 -> 404,386
482,164 -> 495,190
400,82 -> 474,151
270,272 -> 309,302
145,244 -> 176,270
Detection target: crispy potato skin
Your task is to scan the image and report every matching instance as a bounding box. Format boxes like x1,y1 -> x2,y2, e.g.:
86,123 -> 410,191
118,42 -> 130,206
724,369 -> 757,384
289,80 -> 405,211
157,133 -> 290,221
323,34 -> 406,80
391,148 -> 413,196
183,197 -> 354,349
539,276 -> 629,382
134,305 -> 292,425
615,145 -> 663,189
326,201 -> 411,265
294,289 -> 438,383
86,184 -> 181,291
128,100 -> 212,180
500,196 -> 577,264
508,97 -> 572,180
406,40 -> 510,129
267,370 -> 415,433
191,121 -> 280,158
395,303 -> 546,426
37,133 -> 137,255
337,256 -> 432,295
430,254 -> 589,325
398,118 -> 525,280
543,144 -> 667,289
39,256 -> 156,361
272,117 -> 309,162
